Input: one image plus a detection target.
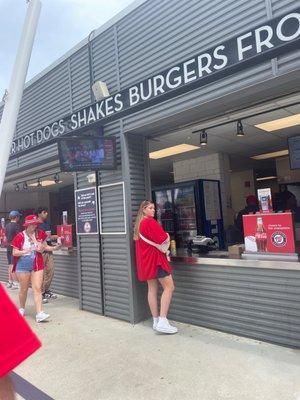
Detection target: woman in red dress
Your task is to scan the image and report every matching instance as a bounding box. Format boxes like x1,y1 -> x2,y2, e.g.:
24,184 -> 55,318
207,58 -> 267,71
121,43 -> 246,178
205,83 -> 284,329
134,200 -> 177,334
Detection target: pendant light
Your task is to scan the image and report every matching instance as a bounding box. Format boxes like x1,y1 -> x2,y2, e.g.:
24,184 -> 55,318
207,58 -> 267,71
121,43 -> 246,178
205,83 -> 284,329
200,129 -> 208,146
236,120 -> 245,137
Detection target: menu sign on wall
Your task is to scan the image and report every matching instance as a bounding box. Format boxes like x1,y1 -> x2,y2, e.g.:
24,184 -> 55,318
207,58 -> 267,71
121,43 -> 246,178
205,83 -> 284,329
75,187 -> 99,235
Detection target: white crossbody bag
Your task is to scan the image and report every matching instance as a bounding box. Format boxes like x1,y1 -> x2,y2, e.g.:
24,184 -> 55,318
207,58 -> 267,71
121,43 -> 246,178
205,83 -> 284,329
139,234 -> 170,256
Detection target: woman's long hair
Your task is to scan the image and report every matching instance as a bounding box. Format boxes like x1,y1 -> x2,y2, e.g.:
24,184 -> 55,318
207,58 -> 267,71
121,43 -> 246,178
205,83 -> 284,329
133,200 -> 153,240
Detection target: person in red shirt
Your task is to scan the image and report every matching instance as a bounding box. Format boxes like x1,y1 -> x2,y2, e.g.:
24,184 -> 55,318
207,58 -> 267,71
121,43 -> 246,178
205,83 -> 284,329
0,283 -> 41,399
134,200 -> 178,334
11,215 -> 60,323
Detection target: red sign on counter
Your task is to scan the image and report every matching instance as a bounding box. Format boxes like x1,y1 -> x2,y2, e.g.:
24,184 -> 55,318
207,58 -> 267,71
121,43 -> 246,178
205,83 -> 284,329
243,212 -> 295,253
57,224 -> 73,248
0,228 -> 7,248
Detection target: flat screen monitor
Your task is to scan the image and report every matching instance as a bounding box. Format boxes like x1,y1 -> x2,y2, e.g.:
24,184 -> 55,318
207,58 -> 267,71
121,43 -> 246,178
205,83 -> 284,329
57,136 -> 116,172
288,136 -> 300,170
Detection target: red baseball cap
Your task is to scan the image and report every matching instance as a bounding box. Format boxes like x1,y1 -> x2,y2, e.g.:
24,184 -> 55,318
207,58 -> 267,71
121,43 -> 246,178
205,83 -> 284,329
23,215 -> 40,227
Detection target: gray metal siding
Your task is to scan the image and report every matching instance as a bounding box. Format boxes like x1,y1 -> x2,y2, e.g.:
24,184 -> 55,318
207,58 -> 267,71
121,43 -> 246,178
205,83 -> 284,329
169,263 -> 300,348
0,251 -> 7,283
75,172 -> 103,314
70,46 -> 91,111
125,133 -> 149,323
101,235 -> 130,320
272,0 -> 300,75
92,28 -> 119,93
117,0 -> 268,87
118,0 -> 274,131
16,62 -> 71,138
5,0 -> 300,174
97,126 -> 131,321
52,252 -> 79,298
17,143 -> 58,168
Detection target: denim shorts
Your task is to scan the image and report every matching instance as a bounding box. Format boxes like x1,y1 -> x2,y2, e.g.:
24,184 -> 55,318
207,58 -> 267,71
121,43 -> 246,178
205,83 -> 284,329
157,266 -> 170,279
16,254 -> 35,273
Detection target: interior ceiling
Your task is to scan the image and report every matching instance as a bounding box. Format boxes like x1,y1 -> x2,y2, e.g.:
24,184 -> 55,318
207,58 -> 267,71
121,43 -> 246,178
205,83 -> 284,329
3,172 -> 74,193
149,97 -> 300,181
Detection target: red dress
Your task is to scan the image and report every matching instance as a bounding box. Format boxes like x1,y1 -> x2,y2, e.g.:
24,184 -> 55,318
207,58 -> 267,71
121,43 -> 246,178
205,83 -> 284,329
0,284 -> 41,377
11,229 -> 47,272
135,217 -> 172,281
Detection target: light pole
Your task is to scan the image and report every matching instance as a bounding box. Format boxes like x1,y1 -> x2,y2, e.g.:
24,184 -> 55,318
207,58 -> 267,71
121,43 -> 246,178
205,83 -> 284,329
0,0 -> 42,196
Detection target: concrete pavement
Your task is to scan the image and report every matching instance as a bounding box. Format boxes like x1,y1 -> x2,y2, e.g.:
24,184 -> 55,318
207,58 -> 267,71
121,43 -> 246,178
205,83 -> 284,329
4,286 -> 300,400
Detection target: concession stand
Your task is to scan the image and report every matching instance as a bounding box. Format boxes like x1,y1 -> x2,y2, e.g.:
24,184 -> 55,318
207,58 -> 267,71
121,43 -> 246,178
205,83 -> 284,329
0,0 -> 300,348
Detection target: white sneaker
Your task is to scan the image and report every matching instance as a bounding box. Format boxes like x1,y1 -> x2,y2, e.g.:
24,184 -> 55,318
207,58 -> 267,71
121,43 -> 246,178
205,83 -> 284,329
156,318 -> 178,334
36,311 -> 50,323
19,308 -> 25,316
12,282 -> 19,290
153,318 -> 159,330
6,281 -> 13,289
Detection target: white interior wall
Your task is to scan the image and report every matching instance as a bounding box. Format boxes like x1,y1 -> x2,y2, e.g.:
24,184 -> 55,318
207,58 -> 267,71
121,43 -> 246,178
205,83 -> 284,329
0,191 -> 50,217
230,170 -> 256,217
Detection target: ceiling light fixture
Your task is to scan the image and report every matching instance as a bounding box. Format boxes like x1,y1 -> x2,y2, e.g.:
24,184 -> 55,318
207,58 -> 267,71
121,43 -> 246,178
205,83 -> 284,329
256,176 -> 278,181
251,149 -> 289,160
54,173 -> 60,184
255,113 -> 300,132
149,144 -> 199,159
236,120 -> 245,137
200,129 -> 208,146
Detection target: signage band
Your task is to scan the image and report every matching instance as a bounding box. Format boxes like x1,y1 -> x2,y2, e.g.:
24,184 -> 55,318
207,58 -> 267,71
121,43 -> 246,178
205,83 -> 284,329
10,8 -> 300,158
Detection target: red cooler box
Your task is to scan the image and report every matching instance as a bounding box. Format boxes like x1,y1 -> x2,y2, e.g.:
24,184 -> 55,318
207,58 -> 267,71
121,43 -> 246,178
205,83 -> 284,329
243,212 -> 295,254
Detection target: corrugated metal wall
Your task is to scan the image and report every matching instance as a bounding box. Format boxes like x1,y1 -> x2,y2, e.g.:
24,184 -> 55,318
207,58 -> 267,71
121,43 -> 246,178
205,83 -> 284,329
0,251 -> 7,283
118,0 -> 273,131
122,133 -> 150,323
169,263 -> 300,348
75,172 -> 103,314
52,252 -> 78,298
272,0 -> 300,75
97,124 -> 132,321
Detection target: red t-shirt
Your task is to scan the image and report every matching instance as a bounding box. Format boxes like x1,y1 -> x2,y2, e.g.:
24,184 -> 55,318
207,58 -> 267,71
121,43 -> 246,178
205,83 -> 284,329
11,229 -> 47,272
135,217 -> 172,281
0,284 -> 41,377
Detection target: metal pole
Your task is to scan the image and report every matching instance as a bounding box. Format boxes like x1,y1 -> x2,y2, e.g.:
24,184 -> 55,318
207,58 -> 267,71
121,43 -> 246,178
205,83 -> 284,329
0,0 -> 42,196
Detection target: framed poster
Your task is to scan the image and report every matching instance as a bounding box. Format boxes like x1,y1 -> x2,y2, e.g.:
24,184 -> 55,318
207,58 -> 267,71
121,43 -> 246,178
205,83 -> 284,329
75,187 -> 99,235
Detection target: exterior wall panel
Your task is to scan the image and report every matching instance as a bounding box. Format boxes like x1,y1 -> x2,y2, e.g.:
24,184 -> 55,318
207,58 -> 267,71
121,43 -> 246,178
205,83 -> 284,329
75,172 -> 103,314
70,46 -> 91,111
16,62 -> 71,138
52,252 -> 79,298
169,263 -> 300,348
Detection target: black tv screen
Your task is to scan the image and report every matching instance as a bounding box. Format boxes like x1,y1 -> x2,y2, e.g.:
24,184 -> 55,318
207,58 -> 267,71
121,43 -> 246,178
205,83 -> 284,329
57,136 -> 116,172
288,136 -> 300,170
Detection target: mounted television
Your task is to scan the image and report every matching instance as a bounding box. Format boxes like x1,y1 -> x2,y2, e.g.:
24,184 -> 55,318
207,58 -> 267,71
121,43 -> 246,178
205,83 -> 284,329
57,136 -> 116,172
288,136 -> 300,170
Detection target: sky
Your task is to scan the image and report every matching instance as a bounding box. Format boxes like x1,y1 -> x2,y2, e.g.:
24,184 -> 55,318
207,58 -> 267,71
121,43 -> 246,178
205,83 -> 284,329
0,0 -> 135,96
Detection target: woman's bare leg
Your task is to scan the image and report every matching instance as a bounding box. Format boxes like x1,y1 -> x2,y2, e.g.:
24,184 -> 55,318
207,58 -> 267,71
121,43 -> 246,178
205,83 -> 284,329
16,273 -> 31,309
158,275 -> 175,318
31,270 -> 44,314
147,279 -> 159,318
